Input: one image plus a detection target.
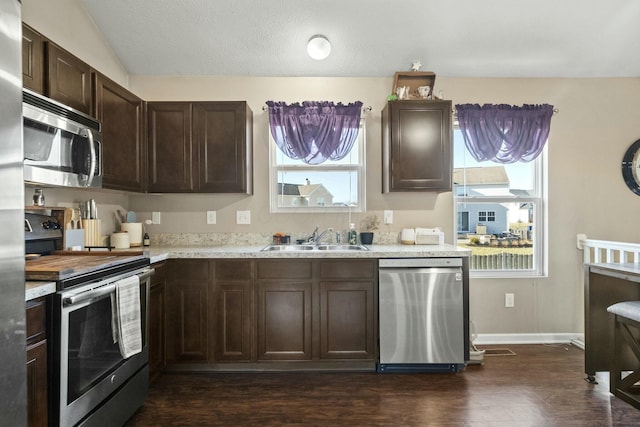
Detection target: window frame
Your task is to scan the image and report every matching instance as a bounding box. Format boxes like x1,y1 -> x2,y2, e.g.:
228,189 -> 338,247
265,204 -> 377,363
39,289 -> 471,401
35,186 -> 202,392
269,119 -> 366,214
453,127 -> 548,278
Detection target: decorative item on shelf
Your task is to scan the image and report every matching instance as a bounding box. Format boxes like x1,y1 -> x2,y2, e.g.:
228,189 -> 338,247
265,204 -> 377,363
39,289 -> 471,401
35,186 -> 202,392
392,71 -> 437,100
359,214 -> 379,245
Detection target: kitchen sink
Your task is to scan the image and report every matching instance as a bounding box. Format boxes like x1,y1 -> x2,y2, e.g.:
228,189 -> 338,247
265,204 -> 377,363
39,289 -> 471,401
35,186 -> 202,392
316,244 -> 369,251
261,244 -> 369,252
261,244 -> 316,251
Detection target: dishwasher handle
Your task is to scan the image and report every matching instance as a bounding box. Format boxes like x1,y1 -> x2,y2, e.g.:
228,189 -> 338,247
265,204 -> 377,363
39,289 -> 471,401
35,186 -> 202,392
379,258 -> 463,268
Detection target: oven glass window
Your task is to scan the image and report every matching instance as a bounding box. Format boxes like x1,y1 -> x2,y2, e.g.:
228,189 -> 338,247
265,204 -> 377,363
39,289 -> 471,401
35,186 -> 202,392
66,290 -> 146,403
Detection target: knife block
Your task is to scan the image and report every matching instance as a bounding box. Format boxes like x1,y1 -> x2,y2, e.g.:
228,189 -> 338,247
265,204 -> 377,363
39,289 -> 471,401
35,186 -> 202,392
82,219 -> 102,247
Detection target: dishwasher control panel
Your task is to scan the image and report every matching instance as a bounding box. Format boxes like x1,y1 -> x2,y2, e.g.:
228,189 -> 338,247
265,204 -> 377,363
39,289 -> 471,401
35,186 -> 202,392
379,257 -> 463,268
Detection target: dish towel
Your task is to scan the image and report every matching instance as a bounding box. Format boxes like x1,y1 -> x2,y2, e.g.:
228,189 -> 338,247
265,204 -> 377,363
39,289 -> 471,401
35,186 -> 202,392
111,275 -> 142,358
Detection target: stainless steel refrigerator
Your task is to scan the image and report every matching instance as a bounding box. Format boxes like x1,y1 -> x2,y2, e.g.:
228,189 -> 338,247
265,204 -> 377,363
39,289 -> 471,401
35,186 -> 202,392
0,0 -> 27,425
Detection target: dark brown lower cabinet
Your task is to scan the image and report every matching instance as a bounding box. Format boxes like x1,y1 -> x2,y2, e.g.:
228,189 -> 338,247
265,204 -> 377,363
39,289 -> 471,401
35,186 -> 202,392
319,260 -> 377,360
165,258 -> 377,370
212,260 -> 254,361
165,260 -> 210,363
26,297 -> 48,427
149,261 -> 166,381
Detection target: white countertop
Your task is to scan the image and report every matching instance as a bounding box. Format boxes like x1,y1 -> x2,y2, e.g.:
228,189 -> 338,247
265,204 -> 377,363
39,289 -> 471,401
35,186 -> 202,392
25,281 -> 56,301
145,243 -> 470,261
25,244 -> 469,300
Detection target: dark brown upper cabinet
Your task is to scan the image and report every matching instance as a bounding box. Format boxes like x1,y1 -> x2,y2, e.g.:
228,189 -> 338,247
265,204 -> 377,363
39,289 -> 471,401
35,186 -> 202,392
147,101 -> 253,194
93,72 -> 146,192
22,24 -> 44,94
193,102 -> 253,194
46,42 -> 92,115
147,102 -> 195,192
382,100 -> 453,192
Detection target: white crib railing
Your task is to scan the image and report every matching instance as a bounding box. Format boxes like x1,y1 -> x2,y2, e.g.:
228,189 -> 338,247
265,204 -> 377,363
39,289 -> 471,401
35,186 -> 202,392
580,236 -> 640,265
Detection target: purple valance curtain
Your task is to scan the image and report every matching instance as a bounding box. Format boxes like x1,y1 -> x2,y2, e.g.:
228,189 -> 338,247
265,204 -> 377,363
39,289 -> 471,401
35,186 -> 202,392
266,100 -> 363,165
455,104 -> 554,164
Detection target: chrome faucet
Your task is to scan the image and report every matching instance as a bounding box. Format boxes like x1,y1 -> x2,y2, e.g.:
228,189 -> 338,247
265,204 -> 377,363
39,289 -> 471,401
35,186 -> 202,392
308,226 -> 333,244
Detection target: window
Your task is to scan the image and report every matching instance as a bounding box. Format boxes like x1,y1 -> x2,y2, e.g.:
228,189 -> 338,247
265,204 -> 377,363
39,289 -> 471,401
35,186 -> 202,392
454,128 -> 546,277
270,120 -> 366,213
478,211 -> 496,222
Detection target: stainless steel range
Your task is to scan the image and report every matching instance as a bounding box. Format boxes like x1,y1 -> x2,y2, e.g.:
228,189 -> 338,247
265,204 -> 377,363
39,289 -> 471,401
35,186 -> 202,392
25,212 -> 152,427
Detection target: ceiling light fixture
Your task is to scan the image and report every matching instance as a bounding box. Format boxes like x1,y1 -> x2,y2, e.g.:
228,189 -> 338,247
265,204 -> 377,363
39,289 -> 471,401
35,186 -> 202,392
307,35 -> 331,60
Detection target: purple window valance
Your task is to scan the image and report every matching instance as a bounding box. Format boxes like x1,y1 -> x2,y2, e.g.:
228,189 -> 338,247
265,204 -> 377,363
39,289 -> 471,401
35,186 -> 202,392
455,104 -> 554,164
266,100 -> 363,165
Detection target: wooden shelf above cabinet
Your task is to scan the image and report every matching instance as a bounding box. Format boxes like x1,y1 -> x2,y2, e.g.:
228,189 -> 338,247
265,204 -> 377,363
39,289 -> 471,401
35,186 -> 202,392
392,71 -> 436,100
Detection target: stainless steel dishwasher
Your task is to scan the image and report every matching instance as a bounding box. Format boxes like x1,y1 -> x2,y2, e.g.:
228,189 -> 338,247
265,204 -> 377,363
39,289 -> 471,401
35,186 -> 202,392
377,257 -> 466,373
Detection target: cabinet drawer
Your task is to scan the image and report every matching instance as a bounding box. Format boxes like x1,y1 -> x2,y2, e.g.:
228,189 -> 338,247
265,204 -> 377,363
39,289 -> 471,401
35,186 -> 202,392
26,298 -> 46,344
169,259 -> 210,281
319,260 -> 376,280
215,260 -> 252,281
257,260 -> 312,280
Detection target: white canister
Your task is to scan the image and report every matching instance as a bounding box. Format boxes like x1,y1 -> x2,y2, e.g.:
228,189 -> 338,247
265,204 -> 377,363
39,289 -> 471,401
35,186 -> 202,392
120,222 -> 143,247
111,232 -> 130,249
401,228 -> 416,245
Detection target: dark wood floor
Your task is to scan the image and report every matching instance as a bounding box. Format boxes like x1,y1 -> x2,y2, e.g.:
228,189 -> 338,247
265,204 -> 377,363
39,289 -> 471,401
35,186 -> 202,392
126,345 -> 640,426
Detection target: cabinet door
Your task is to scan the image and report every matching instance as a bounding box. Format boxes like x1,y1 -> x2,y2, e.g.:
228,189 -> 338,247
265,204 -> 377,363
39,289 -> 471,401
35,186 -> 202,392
149,262 -> 166,380
165,260 -> 209,362
46,42 -> 92,114
193,102 -> 253,194
26,340 -> 47,427
212,260 -> 254,361
147,103 -> 195,192
319,281 -> 375,359
257,260 -> 313,361
94,73 -> 146,192
22,24 -> 44,94
319,260 -> 377,360
26,298 -> 47,427
382,100 -> 452,192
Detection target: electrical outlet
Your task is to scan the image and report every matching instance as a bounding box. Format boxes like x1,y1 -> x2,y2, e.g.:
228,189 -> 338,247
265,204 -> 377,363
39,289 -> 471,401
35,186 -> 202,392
383,210 -> 393,224
206,211 -> 216,225
505,293 -> 515,308
236,210 -> 251,225
152,212 -> 161,224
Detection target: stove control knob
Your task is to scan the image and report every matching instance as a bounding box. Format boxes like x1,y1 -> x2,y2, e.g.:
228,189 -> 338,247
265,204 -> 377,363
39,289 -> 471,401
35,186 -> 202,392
42,220 -> 60,230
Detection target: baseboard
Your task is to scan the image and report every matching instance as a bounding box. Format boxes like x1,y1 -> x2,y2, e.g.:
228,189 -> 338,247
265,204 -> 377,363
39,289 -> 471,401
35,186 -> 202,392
473,333 -> 584,345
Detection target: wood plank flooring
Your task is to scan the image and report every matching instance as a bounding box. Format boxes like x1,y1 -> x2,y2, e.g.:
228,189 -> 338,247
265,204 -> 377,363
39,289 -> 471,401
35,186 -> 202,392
126,345 -> 640,426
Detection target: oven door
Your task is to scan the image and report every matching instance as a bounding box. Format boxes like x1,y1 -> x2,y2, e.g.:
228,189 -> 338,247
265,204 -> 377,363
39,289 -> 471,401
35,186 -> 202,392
54,267 -> 151,427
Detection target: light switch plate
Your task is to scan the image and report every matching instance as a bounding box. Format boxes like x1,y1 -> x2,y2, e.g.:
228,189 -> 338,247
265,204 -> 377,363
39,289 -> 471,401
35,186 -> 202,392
236,210 -> 251,225
206,211 -> 216,225
383,210 -> 393,224
152,212 -> 161,224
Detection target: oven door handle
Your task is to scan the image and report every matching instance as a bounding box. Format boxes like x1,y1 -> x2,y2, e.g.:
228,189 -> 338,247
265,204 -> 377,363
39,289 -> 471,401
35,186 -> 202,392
63,283 -> 115,306
62,269 -> 153,307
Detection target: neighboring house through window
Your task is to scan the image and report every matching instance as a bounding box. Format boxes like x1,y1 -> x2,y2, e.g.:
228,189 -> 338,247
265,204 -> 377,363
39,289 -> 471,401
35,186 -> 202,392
270,120 -> 365,213
454,128 -> 546,277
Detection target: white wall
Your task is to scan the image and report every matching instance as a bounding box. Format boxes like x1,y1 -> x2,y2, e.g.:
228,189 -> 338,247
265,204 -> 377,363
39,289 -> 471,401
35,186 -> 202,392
23,0 -> 640,338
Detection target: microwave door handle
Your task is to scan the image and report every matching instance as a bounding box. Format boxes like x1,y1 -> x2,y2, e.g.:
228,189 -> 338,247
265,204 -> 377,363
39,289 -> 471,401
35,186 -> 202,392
85,129 -> 96,187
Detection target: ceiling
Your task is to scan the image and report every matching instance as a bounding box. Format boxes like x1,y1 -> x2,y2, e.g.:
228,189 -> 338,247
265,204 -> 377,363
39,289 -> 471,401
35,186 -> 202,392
81,0 -> 640,78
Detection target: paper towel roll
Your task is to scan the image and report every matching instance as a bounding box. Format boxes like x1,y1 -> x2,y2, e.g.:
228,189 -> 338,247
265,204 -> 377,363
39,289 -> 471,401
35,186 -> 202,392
121,222 -> 142,247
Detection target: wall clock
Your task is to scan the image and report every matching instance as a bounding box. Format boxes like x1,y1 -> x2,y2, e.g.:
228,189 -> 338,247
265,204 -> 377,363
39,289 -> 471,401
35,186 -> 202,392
622,139 -> 640,195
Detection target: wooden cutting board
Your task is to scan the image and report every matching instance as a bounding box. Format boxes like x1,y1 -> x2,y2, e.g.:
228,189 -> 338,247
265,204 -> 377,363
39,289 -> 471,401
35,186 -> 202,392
25,254 -> 146,281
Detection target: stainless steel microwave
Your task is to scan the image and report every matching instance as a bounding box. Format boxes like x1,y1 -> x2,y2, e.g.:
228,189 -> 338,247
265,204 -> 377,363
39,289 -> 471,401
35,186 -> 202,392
23,89 -> 103,188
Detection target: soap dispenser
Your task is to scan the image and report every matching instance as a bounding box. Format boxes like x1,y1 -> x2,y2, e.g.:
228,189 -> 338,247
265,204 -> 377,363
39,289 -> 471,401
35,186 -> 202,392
348,223 -> 358,245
